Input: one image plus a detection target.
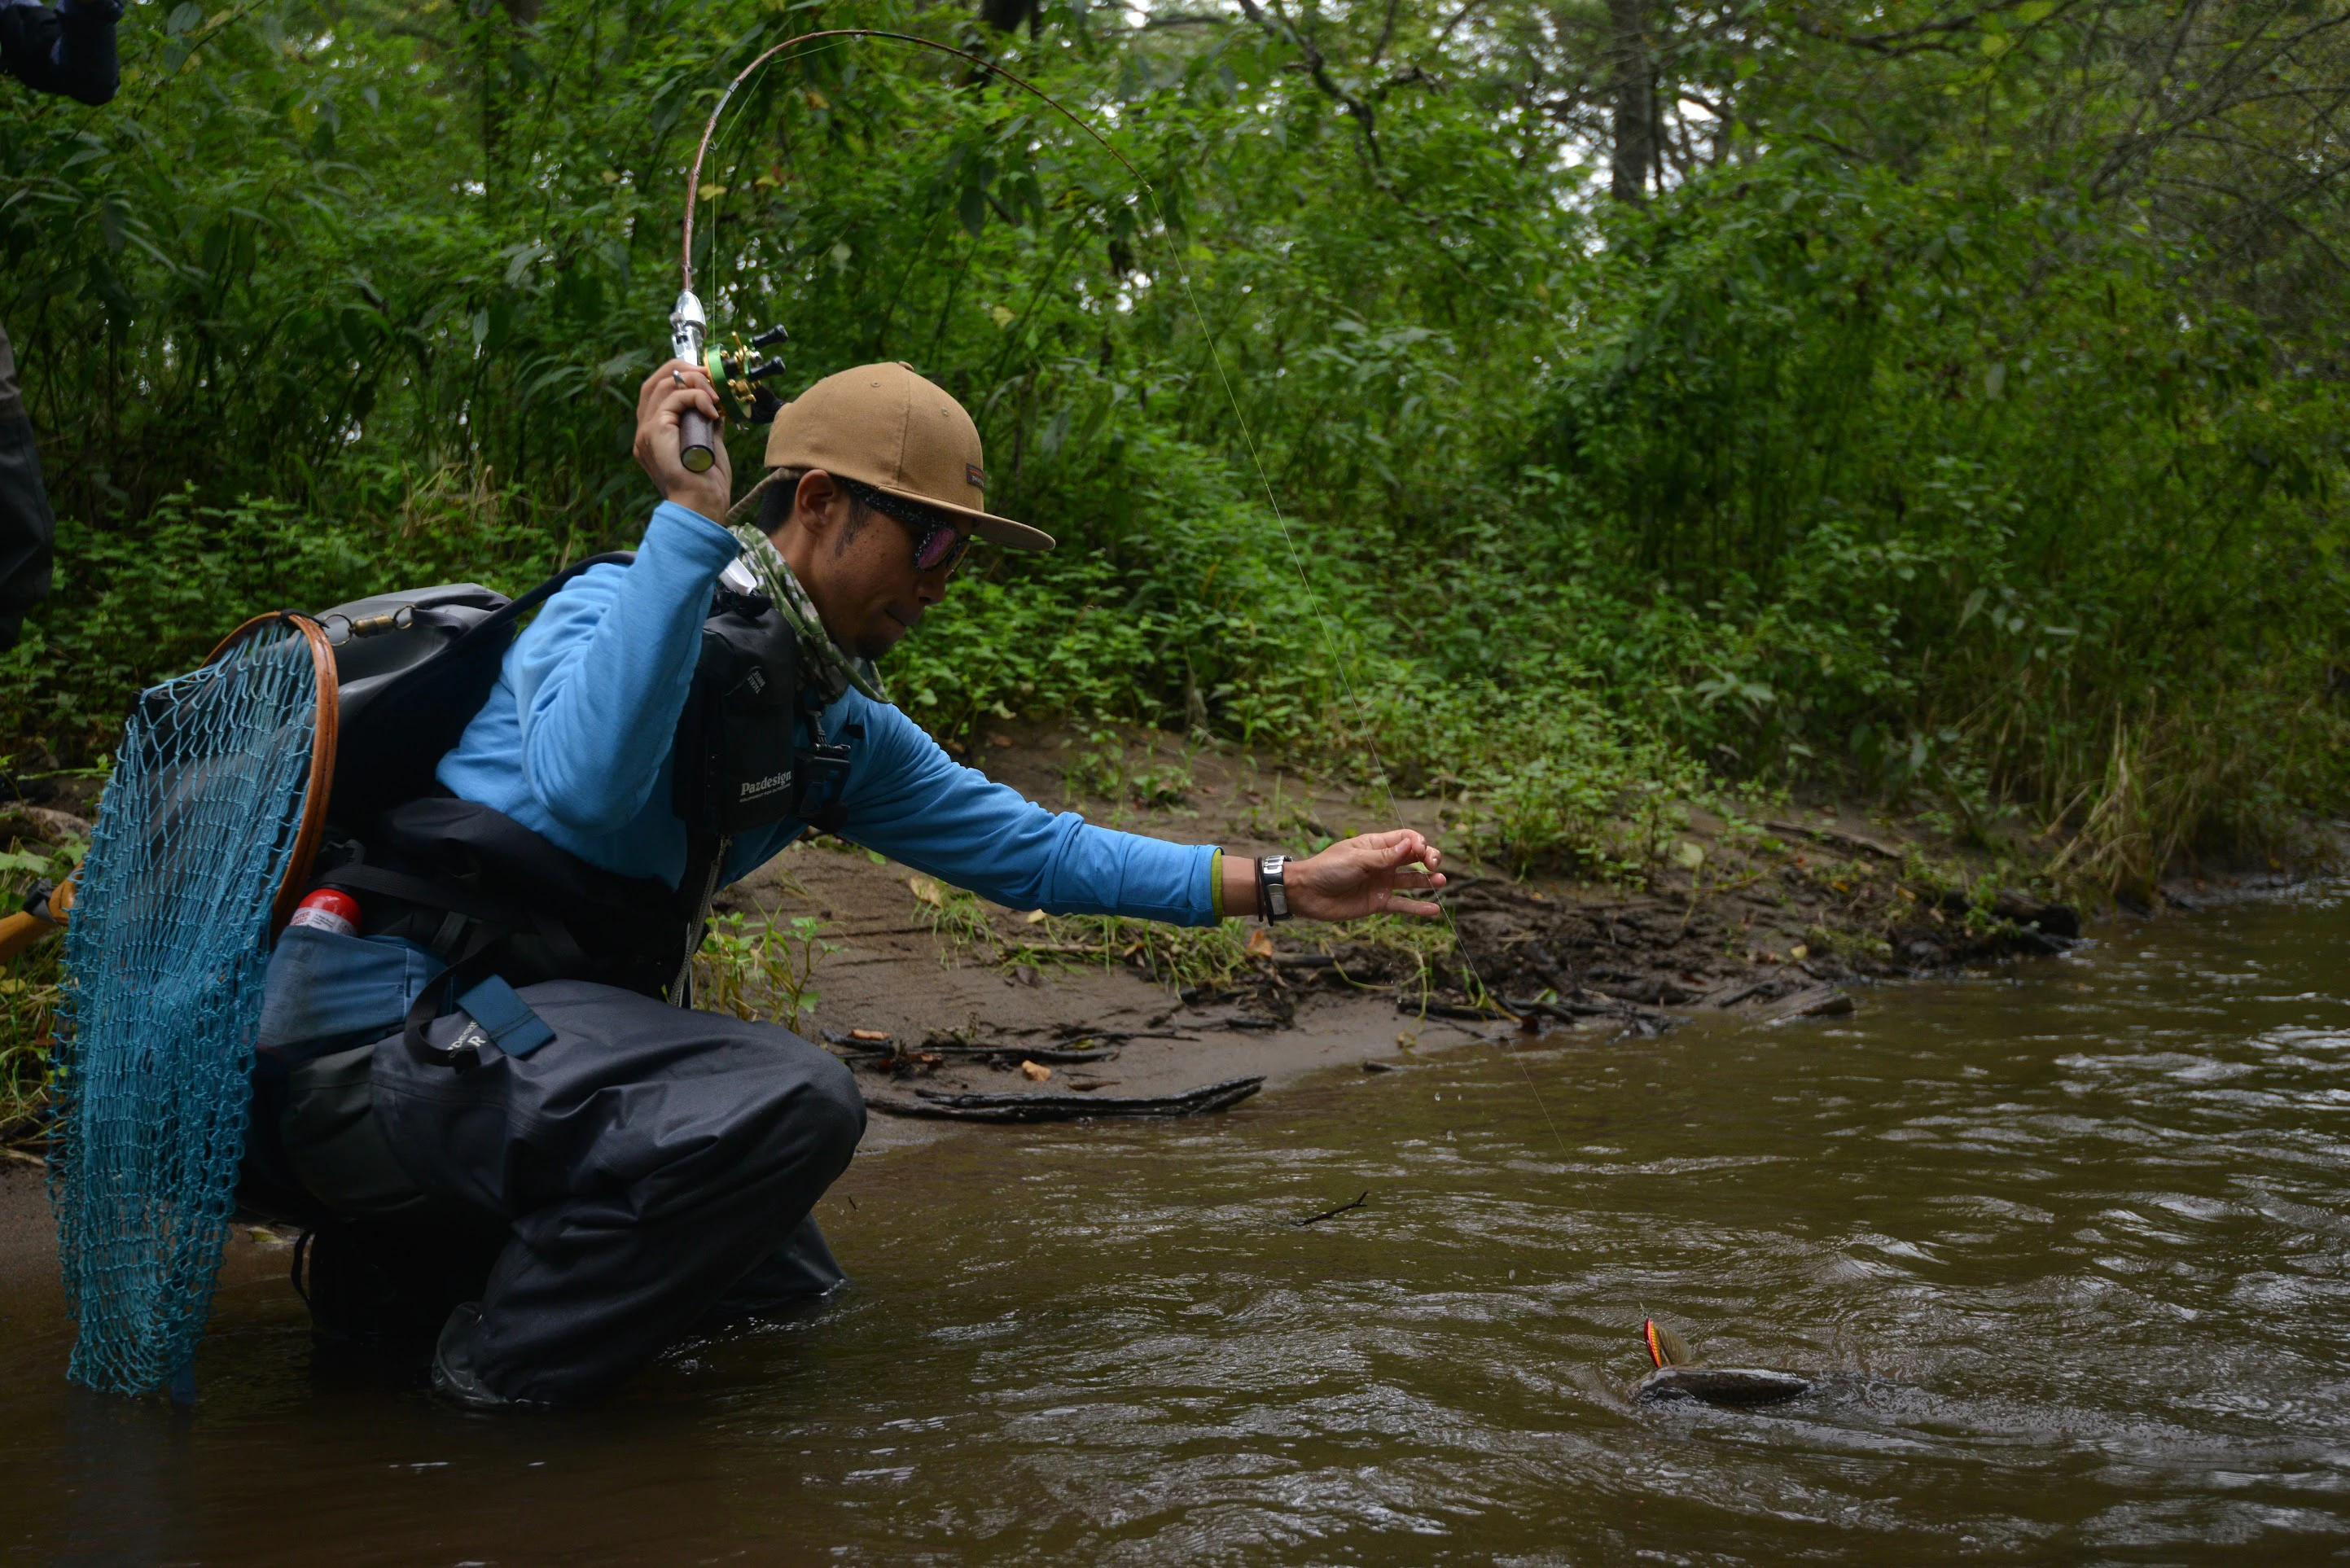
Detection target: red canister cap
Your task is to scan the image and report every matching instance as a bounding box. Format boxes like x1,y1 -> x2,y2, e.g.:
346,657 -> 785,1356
287,887 -> 362,936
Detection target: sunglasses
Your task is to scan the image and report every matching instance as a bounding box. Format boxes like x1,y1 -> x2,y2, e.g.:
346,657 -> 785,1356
838,477 -> 974,576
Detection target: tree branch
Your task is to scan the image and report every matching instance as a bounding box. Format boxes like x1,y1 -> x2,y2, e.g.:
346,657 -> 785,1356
1234,0 -> 1387,168
1792,0 -> 2079,58
2157,172 -> 2350,278
1432,0 -> 1488,49
1368,0 -> 1401,67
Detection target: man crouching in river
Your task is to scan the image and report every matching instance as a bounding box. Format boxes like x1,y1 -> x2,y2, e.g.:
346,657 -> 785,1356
248,357 -> 1446,1408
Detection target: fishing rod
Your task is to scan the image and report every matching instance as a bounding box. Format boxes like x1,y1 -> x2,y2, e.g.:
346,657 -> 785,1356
668,27 -> 1145,474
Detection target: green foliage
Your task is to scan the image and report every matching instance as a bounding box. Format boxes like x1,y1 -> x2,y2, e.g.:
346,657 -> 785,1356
1360,653 -> 1700,879
693,909 -> 835,1031
1019,912 -> 1260,993
0,476 -> 573,756
0,957 -> 59,1141
1,0 -> 2344,899
0,833 -> 79,1140
909,874 -> 998,958
1530,154 -> 2350,883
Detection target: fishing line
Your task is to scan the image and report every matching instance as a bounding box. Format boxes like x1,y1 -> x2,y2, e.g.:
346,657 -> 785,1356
679,28 -> 1572,1158
1143,228 -> 1575,1163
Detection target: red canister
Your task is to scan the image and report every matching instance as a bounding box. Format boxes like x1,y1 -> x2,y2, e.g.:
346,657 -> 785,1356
286,887 -> 362,937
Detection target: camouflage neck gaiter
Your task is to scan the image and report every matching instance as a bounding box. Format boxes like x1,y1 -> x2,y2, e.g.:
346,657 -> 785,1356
726,523 -> 888,707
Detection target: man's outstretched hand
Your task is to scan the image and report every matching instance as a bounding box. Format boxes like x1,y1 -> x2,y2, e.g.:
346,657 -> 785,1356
1225,829 -> 1447,922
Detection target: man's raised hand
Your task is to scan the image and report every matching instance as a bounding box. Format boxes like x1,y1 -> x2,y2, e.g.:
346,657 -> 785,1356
634,359 -> 731,521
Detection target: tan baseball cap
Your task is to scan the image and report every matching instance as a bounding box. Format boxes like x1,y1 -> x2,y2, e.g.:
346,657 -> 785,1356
763,361 -> 1054,552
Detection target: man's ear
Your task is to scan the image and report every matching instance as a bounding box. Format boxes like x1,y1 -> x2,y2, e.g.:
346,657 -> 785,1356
791,470 -> 843,542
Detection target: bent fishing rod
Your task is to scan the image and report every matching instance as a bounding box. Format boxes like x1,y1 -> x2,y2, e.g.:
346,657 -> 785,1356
667,27 -> 1145,474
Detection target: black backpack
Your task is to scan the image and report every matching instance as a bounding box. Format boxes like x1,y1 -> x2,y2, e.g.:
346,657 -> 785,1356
315,553 -> 853,839
317,554 -> 634,833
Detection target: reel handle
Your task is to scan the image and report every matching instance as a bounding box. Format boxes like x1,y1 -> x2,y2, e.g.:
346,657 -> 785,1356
678,405 -> 719,475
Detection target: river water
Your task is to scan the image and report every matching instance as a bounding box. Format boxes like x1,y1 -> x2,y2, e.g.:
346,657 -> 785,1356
7,888 -> 2350,1563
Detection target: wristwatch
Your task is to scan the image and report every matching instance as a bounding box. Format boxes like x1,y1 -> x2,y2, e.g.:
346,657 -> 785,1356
1257,856 -> 1291,922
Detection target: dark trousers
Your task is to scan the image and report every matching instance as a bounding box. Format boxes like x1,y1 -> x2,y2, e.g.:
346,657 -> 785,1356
0,323 -> 55,653
279,979 -> 866,1405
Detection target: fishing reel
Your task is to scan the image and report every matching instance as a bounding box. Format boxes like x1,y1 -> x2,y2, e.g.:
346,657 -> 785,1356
669,291 -> 792,474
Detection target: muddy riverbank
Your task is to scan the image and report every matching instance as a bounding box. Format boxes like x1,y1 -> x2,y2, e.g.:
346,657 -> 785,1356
709,724 -> 2133,1132
2,721 -> 2283,1148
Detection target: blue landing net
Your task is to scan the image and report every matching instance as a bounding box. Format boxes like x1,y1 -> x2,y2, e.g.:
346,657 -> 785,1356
55,620 -> 321,1398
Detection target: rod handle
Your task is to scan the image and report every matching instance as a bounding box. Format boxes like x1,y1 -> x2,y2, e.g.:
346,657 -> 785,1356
679,405 -> 719,475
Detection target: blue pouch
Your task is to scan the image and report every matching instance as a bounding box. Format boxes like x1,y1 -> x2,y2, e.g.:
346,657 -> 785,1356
257,927 -> 446,1061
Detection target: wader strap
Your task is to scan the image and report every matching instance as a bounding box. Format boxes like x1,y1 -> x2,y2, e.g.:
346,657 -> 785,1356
323,862 -> 528,926
798,710 -> 862,837
324,861 -> 594,975
401,928 -> 505,1071
669,830 -> 730,1007
401,959 -> 555,1070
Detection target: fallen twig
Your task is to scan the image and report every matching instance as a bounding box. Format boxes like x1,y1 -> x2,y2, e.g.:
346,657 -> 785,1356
872,1075 -> 1265,1123
822,1030 -> 1122,1066
1764,819 -> 1902,861
1397,998 -> 1510,1023
1041,1027 -> 1202,1045
1294,1190 -> 1368,1227
1502,996 -> 1605,1020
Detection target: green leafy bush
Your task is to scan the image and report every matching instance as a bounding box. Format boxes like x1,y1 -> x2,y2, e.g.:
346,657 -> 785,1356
2,0 -> 2343,896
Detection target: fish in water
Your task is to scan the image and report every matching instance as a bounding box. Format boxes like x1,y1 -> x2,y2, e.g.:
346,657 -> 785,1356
1634,1317 -> 1811,1407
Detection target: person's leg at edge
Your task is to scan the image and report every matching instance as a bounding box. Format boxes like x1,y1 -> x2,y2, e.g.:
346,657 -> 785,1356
0,323 -> 56,654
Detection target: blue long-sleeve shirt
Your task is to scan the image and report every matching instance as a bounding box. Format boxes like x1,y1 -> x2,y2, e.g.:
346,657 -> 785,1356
436,501 -> 1214,917
2,0 -> 120,106
258,501 -> 1217,1056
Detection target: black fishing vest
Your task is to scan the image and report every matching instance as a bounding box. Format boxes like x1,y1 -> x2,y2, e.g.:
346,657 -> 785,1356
304,555 -> 858,1010
670,577 -> 857,841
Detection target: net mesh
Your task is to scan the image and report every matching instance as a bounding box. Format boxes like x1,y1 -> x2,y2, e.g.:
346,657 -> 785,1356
54,620 -> 321,1397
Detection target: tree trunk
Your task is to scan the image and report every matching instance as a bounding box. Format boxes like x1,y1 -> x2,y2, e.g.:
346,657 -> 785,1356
1607,0 -> 1655,204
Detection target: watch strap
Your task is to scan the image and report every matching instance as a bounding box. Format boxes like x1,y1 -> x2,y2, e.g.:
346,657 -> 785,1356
1258,855 -> 1291,922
